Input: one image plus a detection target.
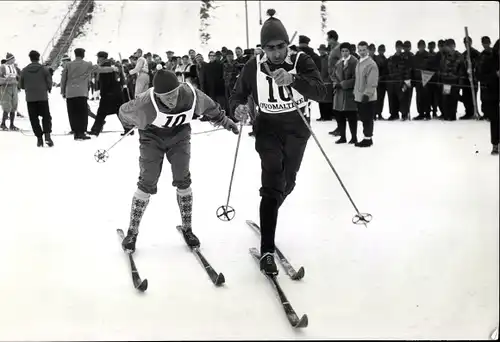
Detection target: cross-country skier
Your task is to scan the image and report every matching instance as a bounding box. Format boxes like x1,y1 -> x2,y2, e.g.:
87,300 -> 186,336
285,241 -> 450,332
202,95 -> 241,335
230,9 -> 326,275
118,69 -> 239,252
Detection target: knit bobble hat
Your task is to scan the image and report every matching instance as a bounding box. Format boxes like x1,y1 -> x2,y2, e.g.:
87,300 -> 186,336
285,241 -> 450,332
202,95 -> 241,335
260,9 -> 289,47
5,53 -> 14,61
153,70 -> 179,94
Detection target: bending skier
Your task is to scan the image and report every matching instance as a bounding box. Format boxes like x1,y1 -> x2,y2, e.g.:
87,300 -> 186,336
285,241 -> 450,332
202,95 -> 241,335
119,69 -> 239,252
230,9 -> 326,275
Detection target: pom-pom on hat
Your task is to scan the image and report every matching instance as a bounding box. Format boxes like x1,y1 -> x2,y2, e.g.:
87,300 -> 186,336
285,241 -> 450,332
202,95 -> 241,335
153,69 -> 179,95
260,9 -> 289,48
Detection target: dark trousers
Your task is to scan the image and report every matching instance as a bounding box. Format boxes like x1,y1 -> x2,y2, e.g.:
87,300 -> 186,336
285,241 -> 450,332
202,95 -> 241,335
387,82 -> 411,117
27,101 -> 52,137
66,97 -> 89,135
254,113 -> 310,254
461,85 -> 478,117
337,110 -> 357,139
416,82 -> 431,115
485,101 -> 499,145
428,82 -> 440,115
356,101 -> 376,138
376,83 -> 386,116
90,96 -> 125,134
442,85 -> 460,120
319,102 -> 334,120
224,84 -> 235,120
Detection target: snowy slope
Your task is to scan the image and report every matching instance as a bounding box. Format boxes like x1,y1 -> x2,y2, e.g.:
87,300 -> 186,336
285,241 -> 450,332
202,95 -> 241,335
71,1 -> 498,59
0,1 -> 75,67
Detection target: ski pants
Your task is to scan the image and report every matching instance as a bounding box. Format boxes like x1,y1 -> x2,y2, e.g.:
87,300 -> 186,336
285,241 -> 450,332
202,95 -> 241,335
1,85 -> 18,113
254,113 -> 310,204
137,124 -> 192,195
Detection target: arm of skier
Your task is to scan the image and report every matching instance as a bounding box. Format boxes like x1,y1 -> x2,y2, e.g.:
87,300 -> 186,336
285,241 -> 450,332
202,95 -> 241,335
194,89 -> 239,134
292,53 -> 327,102
118,91 -> 154,130
229,58 -> 255,121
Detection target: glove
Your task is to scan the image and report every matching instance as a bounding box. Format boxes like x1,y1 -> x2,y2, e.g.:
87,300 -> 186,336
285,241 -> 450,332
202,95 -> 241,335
234,104 -> 250,123
222,116 -> 239,135
272,68 -> 294,86
361,94 -> 370,103
404,79 -> 411,87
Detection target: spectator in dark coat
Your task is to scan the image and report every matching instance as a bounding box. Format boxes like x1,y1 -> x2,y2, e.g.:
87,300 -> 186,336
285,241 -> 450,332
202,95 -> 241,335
332,42 -> 358,144
298,35 -> 322,70
439,39 -> 465,121
195,54 -> 207,92
19,50 -> 53,147
477,39 -> 499,154
327,29 -> 341,136
317,44 -> 334,121
387,40 -> 412,120
373,44 -> 388,120
223,50 -> 239,119
202,51 -> 226,109
412,39 -> 431,120
477,36 -> 493,118
89,51 -> 126,136
459,36 -> 481,119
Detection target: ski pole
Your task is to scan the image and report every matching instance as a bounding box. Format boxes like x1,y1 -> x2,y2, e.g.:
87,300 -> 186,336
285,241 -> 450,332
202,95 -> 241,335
216,120 -> 245,221
263,62 -> 372,227
94,126 -> 136,163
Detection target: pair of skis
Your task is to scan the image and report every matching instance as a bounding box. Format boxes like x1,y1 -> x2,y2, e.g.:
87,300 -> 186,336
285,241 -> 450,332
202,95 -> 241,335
246,220 -> 308,329
116,227 -> 225,292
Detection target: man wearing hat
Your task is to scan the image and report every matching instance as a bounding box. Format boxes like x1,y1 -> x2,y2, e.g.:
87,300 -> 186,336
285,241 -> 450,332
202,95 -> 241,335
61,48 -> 117,140
89,51 -> 127,136
0,52 -> 20,131
230,9 -> 326,275
117,69 -> 239,253
129,49 -> 150,97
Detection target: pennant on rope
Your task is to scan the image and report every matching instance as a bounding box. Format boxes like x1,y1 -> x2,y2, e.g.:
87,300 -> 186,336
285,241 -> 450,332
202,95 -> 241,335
421,70 -> 435,87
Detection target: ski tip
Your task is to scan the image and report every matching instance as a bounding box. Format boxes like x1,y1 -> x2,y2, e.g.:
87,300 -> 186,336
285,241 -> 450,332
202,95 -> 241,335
292,267 -> 305,281
215,273 -> 225,286
137,279 -> 148,292
294,314 -> 308,328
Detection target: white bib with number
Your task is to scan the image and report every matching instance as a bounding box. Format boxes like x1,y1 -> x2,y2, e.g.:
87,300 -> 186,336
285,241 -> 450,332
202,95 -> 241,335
256,52 -> 309,114
3,65 -> 17,78
150,82 -> 197,128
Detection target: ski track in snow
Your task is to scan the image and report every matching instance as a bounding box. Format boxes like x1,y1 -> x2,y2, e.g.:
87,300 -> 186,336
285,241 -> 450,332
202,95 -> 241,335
0,1 -> 499,340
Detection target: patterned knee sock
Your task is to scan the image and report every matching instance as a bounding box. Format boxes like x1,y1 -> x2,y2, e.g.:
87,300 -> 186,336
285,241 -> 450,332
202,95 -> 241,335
128,189 -> 150,235
177,187 -> 193,231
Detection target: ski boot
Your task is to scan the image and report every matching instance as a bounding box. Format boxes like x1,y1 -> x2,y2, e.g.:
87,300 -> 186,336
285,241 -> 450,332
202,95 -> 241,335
122,232 -> 137,253
260,252 -> 278,275
179,227 -> 200,248
45,133 -> 54,147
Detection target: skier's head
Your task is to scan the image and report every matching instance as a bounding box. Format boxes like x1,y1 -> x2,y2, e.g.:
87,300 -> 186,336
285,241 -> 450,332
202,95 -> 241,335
153,70 -> 180,109
260,9 -> 289,65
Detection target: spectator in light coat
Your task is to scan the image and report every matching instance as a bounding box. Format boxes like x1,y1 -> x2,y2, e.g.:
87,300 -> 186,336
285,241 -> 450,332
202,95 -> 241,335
129,48 -> 150,97
353,41 -> 379,148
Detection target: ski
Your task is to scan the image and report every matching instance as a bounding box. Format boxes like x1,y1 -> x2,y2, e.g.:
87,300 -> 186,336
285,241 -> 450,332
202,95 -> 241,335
249,247 -> 308,328
246,220 -> 305,280
176,225 -> 225,286
116,229 -> 148,292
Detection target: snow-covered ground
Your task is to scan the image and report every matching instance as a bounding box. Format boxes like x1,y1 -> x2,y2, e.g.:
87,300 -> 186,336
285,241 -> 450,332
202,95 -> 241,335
0,1 -> 498,340
0,95 -> 498,340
